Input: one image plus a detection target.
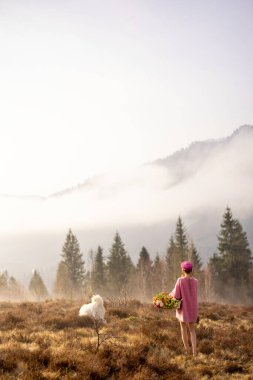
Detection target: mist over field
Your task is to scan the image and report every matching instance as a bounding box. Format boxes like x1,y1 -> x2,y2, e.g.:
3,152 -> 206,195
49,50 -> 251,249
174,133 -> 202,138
0,125 -> 253,288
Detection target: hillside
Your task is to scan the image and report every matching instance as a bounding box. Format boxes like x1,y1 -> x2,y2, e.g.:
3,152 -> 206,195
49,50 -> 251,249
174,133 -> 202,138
50,124 -> 253,198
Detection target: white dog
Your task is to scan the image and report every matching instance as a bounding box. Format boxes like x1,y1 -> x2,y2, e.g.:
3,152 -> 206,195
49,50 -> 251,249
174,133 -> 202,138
79,294 -> 106,322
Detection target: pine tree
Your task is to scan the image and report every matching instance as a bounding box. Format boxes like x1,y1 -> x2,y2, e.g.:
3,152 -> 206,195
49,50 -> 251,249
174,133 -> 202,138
61,229 -> 85,298
0,271 -> 8,294
165,236 -> 178,290
174,216 -> 188,261
106,232 -> 133,296
54,262 -> 72,298
165,217 -> 189,291
188,241 -> 202,274
0,271 -> 22,300
152,254 -> 166,294
91,246 -> 106,294
29,270 -> 48,301
8,276 -> 22,300
209,207 -> 253,302
188,241 -> 205,300
136,246 -> 153,300
229,219 -> 252,282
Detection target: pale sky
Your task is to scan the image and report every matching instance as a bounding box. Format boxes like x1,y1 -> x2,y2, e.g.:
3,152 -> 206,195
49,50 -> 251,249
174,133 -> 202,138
0,0 -> 252,196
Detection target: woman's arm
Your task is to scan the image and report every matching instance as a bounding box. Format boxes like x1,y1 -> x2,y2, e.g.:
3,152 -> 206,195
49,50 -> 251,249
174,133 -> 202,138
170,278 -> 182,299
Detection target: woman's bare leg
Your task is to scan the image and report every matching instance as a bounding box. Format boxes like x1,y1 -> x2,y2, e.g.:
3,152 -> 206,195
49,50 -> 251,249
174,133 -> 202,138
180,321 -> 191,353
188,323 -> 197,356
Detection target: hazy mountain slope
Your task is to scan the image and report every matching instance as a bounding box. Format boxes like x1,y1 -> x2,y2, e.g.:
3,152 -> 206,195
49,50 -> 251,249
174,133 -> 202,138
155,124 -> 253,189
49,124 -> 253,203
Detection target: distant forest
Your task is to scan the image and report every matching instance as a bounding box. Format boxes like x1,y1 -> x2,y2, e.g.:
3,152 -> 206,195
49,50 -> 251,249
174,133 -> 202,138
1,207 -> 253,304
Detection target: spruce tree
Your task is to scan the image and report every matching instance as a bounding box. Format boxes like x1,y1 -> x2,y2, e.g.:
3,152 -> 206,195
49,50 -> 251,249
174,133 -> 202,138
91,246 -> 106,294
188,241 -> 204,300
228,219 -> 252,282
0,271 -> 22,300
166,217 -> 189,291
209,207 -> 253,302
174,216 -> 188,261
29,270 -> 48,301
8,276 -> 22,300
136,246 -> 152,300
165,236 -> 178,290
152,254 -> 166,294
61,229 -> 85,298
0,271 -> 8,294
188,241 -> 202,274
106,232 -> 133,296
54,262 -> 72,298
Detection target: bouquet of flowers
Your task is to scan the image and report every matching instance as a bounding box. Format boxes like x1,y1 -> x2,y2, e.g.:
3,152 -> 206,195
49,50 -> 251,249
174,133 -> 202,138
153,292 -> 181,310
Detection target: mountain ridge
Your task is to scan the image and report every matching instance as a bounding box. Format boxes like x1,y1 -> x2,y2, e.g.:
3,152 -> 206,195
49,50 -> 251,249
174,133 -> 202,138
1,124 -> 252,200
50,124 -> 253,198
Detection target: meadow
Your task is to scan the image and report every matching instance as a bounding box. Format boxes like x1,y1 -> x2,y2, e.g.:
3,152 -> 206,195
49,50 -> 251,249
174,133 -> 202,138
0,299 -> 252,379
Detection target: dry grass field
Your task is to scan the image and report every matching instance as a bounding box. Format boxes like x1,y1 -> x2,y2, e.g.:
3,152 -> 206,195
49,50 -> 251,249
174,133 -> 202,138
0,299 -> 252,379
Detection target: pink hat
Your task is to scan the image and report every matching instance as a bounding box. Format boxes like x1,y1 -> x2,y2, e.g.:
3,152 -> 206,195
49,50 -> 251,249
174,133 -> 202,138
181,261 -> 193,271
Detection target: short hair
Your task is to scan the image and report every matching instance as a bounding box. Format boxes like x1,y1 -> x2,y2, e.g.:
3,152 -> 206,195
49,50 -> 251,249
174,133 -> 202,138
183,269 -> 192,274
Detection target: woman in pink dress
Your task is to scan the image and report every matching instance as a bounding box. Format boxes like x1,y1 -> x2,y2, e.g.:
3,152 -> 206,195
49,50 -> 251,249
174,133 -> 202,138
170,261 -> 198,356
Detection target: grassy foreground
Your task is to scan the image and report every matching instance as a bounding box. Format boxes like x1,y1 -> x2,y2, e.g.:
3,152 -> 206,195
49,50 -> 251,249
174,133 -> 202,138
0,299 -> 252,379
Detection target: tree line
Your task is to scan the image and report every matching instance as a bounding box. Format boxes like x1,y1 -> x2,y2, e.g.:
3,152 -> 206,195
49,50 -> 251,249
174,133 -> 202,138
1,207 -> 252,304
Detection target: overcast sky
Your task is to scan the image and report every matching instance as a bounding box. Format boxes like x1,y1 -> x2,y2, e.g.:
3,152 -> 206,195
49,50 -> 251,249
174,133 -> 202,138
0,0 -> 252,196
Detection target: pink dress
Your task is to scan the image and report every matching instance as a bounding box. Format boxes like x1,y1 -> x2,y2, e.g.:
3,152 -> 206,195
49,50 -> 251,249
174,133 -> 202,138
170,277 -> 198,323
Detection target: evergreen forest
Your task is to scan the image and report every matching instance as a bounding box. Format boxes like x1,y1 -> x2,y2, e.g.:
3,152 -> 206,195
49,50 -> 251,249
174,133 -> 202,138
1,207 -> 253,304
